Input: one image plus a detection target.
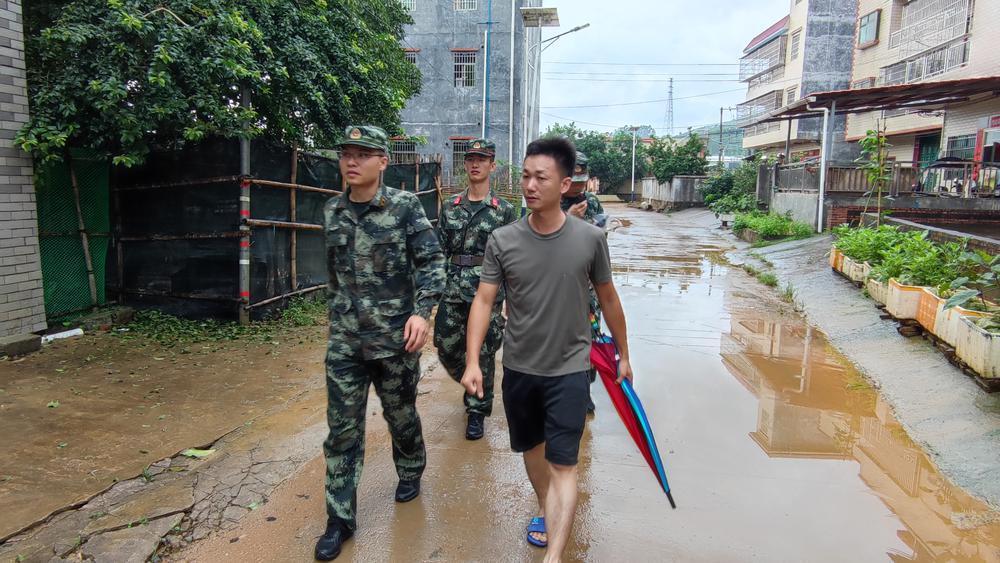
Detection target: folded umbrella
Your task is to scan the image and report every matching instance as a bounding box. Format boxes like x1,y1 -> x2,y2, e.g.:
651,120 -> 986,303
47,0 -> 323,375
590,332 -> 677,509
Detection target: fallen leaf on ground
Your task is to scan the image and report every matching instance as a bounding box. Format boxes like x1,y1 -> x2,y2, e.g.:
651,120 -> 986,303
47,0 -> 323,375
47,400 -> 59,408
180,448 -> 215,458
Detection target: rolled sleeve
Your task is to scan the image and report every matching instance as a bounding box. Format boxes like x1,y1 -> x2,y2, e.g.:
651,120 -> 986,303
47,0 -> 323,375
480,233 -> 504,285
589,232 -> 612,285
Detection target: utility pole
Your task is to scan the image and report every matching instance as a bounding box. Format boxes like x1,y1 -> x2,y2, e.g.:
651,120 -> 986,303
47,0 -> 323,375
719,107 -> 724,167
667,78 -> 674,136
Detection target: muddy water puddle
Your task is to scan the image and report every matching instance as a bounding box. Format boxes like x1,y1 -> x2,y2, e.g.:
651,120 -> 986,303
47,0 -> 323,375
591,206 -> 1000,561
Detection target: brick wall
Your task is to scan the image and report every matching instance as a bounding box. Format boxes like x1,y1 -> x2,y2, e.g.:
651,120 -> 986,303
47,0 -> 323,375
0,0 -> 45,336
826,203 -> 1000,230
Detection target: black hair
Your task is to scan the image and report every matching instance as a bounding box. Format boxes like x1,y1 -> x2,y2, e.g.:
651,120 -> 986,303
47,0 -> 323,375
524,137 -> 576,179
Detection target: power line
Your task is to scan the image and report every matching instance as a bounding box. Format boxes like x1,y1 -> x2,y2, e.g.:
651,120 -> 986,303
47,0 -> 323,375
548,61 -> 739,66
541,88 -> 746,109
540,111 -> 725,134
545,72 -> 739,77
544,77 -> 742,83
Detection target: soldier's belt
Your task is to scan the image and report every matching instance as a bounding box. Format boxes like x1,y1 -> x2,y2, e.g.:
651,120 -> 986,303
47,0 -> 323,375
450,255 -> 484,267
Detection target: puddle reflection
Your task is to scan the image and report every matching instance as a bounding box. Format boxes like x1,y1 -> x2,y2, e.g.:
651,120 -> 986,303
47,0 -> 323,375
723,314 -> 1000,562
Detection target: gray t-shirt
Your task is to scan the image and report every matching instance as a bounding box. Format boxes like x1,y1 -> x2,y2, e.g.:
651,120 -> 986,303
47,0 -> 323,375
481,215 -> 612,376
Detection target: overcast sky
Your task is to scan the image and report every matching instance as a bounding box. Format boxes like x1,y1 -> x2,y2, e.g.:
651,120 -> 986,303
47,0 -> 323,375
538,0 -> 790,136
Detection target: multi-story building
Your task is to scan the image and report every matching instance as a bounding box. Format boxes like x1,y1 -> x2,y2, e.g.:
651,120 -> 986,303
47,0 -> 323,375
737,0 -> 858,160
398,0 -> 543,184
847,0 -> 1000,165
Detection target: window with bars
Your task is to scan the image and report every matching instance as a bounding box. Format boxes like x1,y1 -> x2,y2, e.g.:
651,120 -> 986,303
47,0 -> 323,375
391,140 -> 418,164
454,0 -> 478,10
401,0 -> 416,10
452,140 -> 471,175
785,86 -> 797,106
858,10 -> 880,46
453,51 -> 476,87
946,135 -> 976,160
851,77 -> 876,89
404,51 -> 417,65
790,29 -> 801,61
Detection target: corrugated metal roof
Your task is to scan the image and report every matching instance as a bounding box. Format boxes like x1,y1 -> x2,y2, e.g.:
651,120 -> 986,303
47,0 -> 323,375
752,75 -> 1000,124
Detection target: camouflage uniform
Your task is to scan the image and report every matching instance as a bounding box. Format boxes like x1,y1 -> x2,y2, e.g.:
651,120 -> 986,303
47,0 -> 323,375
434,180 -> 517,416
323,126 -> 445,531
561,154 -> 607,341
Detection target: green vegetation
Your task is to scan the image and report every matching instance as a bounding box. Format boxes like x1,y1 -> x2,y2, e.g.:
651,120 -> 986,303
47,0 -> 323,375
757,272 -> 779,287
20,0 -> 420,166
701,157 -> 760,214
734,212 -> 813,239
118,296 -> 326,346
645,133 -> 708,184
834,225 -> 987,289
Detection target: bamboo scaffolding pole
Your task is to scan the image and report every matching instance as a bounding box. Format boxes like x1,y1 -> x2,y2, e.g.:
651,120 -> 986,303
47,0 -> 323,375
120,232 -> 243,242
115,175 -> 240,192
110,287 -> 241,302
245,284 -> 325,310
290,146 -> 299,291
243,218 -> 323,231
249,178 -> 342,196
67,154 -> 99,310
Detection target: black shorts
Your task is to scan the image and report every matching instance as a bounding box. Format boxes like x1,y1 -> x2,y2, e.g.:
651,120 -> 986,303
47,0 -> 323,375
501,367 -> 589,466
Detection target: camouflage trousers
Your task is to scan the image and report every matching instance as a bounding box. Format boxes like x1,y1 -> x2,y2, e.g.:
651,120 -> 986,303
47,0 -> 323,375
433,300 -> 505,416
323,353 -> 425,530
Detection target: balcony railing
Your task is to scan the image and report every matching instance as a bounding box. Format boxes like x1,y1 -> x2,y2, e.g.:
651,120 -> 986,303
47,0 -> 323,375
774,160 -> 1000,198
888,0 -> 971,59
740,36 -> 787,83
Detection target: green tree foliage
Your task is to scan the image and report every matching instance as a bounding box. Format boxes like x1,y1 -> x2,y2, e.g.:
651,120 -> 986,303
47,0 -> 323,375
700,156 -> 760,214
19,0 -> 420,166
645,133 -> 708,184
545,123 -> 647,193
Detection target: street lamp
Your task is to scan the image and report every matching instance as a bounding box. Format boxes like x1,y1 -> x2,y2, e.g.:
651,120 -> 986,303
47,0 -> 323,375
630,126 -> 639,203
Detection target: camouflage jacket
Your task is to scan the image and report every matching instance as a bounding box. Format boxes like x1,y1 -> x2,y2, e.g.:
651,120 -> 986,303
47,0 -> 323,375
560,191 -> 605,225
324,185 -> 445,360
437,189 -> 517,303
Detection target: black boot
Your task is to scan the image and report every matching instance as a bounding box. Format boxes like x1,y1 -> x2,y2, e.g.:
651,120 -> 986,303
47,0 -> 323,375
395,479 -> 421,503
314,518 -> 353,561
465,413 -> 485,440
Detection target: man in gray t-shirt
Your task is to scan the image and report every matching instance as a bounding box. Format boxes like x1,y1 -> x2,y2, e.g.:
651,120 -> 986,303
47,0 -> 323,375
462,137 -> 632,561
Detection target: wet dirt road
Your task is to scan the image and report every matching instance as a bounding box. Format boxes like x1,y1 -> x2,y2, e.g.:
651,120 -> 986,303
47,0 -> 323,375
177,205 -> 1000,562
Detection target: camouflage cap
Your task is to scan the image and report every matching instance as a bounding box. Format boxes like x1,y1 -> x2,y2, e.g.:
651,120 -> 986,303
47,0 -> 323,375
465,138 -> 496,158
572,151 -> 590,183
336,125 -> 390,154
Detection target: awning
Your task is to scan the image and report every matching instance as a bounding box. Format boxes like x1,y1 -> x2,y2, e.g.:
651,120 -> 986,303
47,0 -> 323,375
751,75 -> 1000,124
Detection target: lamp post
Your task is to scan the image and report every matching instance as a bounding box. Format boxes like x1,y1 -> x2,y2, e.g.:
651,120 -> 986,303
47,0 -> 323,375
518,7 -> 590,216
630,126 -> 638,203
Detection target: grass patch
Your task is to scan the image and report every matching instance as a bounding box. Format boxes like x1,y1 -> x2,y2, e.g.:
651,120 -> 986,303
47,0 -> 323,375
757,272 -> 779,287
117,296 -> 326,346
781,283 -> 795,303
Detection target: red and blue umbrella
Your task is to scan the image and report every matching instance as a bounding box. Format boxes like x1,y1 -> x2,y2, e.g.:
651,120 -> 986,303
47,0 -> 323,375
591,330 -> 676,509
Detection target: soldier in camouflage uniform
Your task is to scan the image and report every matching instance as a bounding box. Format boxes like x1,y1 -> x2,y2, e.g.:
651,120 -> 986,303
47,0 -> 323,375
316,125 -> 445,561
561,152 -> 606,413
434,138 -> 518,440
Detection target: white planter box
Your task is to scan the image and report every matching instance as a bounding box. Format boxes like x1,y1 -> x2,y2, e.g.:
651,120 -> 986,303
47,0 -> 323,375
933,302 -> 989,348
886,279 -> 923,320
866,278 -> 888,305
956,316 -> 1000,379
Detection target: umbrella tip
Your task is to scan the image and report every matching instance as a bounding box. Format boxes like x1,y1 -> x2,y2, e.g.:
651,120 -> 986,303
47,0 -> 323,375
666,490 -> 677,509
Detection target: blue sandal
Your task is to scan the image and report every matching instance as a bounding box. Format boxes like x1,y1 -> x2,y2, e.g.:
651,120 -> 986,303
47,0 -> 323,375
526,516 -> 547,548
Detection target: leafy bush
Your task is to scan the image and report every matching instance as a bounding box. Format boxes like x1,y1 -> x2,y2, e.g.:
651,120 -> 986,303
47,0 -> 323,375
734,212 -> 813,239
833,225 -> 906,265
838,226 -> 991,288
702,158 -> 759,214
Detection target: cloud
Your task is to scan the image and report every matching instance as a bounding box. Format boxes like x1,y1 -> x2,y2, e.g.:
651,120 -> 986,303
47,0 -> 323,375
538,0 -> 789,136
